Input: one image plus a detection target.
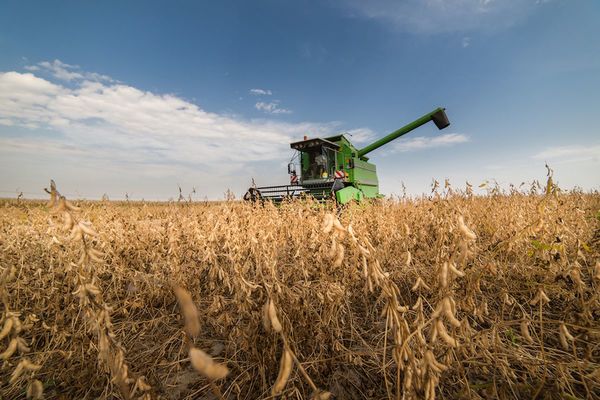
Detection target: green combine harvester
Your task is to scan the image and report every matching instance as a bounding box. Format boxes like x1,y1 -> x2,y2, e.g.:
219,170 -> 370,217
244,107 -> 450,204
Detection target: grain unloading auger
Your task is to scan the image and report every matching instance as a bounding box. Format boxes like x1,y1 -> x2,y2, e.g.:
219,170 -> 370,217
244,107 -> 450,204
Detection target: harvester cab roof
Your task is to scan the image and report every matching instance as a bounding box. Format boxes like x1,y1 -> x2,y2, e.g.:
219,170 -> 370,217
290,137 -> 339,151
245,107 -> 450,204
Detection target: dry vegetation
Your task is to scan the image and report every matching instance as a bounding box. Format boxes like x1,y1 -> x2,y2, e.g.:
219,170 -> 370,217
1,178 -> 599,399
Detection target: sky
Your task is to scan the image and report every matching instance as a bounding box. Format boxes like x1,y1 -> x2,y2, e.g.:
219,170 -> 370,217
0,0 -> 599,200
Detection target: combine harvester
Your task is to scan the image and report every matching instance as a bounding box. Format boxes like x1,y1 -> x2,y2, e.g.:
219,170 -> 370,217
244,107 -> 450,205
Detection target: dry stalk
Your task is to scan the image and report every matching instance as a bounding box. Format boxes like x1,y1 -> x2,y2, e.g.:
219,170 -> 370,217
0,174 -> 597,399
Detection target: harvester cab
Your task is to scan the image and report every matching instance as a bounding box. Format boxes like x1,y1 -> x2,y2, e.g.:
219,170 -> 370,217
244,107 -> 450,204
291,138 -> 339,183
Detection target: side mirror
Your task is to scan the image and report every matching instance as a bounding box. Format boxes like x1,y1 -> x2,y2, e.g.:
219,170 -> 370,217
287,163 -> 296,174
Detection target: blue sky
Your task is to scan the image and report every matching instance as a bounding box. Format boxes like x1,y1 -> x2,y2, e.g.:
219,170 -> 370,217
0,0 -> 598,200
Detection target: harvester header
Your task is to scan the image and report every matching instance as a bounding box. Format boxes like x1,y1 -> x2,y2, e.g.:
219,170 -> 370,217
244,107 -> 450,204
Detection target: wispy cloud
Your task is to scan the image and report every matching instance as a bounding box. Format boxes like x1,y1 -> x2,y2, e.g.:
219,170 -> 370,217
391,133 -> 469,152
533,144 -> 600,163
255,101 -> 292,115
25,59 -> 113,82
345,127 -> 377,144
462,36 -> 471,48
339,0 -> 545,34
0,65 -> 343,178
249,88 -> 272,96
299,42 -> 328,63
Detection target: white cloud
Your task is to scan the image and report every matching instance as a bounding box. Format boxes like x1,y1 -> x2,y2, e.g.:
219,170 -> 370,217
255,101 -> 292,115
533,144 -> 600,163
345,127 -> 377,144
391,133 -> 469,152
340,0 -> 544,34
0,136 -> 89,157
249,88 -> 272,96
0,63 -> 369,198
25,59 -> 114,82
462,36 -> 471,48
0,70 -> 307,165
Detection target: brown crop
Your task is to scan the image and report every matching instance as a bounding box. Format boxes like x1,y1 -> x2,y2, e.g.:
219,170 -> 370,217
0,177 -> 599,399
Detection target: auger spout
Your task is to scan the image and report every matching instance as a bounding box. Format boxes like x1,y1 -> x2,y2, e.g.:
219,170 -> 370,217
356,107 -> 450,158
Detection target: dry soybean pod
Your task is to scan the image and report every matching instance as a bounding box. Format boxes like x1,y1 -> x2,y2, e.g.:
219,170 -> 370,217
321,214 -> 334,234
272,348 -> 293,396
1,338 -> 18,360
189,347 -> 229,380
0,318 -> 13,340
172,285 -> 201,337
268,299 -> 283,333
520,319 -> 534,344
436,319 -> 458,348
